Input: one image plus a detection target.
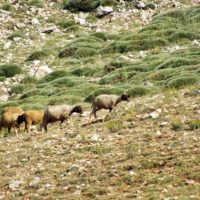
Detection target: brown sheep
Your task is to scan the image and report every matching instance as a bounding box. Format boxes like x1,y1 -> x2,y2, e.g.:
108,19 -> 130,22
17,110 -> 44,133
88,93 -> 130,124
41,105 -> 83,133
0,112 -> 20,134
2,106 -> 24,115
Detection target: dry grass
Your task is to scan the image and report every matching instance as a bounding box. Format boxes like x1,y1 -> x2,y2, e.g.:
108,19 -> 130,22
0,85 -> 200,199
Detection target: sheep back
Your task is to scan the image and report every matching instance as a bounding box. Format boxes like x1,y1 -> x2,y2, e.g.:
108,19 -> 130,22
0,112 -> 19,128
93,94 -> 118,109
2,107 -> 24,115
25,110 -> 44,125
46,105 -> 71,122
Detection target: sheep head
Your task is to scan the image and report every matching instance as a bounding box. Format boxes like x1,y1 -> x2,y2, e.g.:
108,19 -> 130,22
71,106 -> 83,115
121,93 -> 130,102
17,113 -> 27,125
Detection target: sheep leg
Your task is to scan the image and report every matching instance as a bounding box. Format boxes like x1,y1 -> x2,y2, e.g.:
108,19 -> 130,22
27,121 -> 32,133
60,119 -> 65,128
44,124 -> 47,133
88,109 -> 94,124
8,127 -> 11,135
104,108 -> 112,122
14,126 -> 18,135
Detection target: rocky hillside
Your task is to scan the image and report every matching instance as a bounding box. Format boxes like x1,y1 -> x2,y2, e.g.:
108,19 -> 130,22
0,0 -> 200,199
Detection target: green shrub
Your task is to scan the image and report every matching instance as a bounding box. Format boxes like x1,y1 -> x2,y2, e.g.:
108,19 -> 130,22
104,61 -> 132,73
0,77 -> 6,82
28,0 -> 43,8
8,32 -> 24,40
90,32 -> 107,41
49,77 -> 86,87
58,20 -> 76,28
0,63 -> 22,77
126,86 -> 153,98
27,49 -> 53,61
148,69 -> 178,81
166,75 -> 199,89
167,30 -> 199,42
171,121 -> 183,131
59,47 -> 78,58
101,0 -> 117,6
85,87 -> 124,102
144,3 -> 156,10
157,58 -> 199,69
86,15 -> 98,23
49,94 -> 82,105
20,89 -> 41,99
69,67 -> 100,76
0,4 -> 12,11
75,48 -> 98,58
65,25 -> 79,32
63,0 -> 100,12
10,84 -> 26,94
39,70 -> 69,83
21,76 -> 37,84
189,120 -> 200,130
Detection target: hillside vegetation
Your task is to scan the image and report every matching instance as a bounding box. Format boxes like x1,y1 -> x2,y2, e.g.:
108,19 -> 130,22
0,0 -> 200,199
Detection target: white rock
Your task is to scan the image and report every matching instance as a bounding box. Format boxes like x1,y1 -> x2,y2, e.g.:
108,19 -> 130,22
156,131 -> 161,136
16,23 -> 26,29
74,17 -> 86,25
31,18 -> 39,25
9,180 -> 24,191
3,41 -> 12,50
130,171 -> 135,175
91,134 -> 99,141
0,95 -> 9,102
33,60 -> 40,66
94,6 -> 113,17
34,65 -> 53,79
13,37 -> 21,41
149,111 -> 159,119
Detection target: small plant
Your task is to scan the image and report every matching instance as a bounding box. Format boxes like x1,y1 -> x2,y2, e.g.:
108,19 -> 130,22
0,4 -> 12,11
21,76 -> 37,84
75,48 -> 98,58
8,32 -> 24,40
57,20 -> 75,28
171,121 -> 183,131
0,63 -> 22,77
189,120 -> 200,130
10,84 -> 25,95
28,0 -> 43,8
106,120 -> 123,133
26,49 -> 53,61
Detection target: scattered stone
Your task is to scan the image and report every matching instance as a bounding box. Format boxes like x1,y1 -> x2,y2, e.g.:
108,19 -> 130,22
149,111 -> 160,119
34,65 -> 52,79
3,41 -> 12,50
16,23 -> 26,29
9,180 -> 24,191
91,134 -> 99,141
31,18 -> 39,25
94,6 -> 113,17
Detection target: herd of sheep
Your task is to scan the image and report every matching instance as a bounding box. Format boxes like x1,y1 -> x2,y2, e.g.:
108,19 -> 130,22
0,93 -> 130,135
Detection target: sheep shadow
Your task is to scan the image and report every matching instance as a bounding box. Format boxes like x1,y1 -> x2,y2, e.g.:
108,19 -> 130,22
81,119 -> 103,127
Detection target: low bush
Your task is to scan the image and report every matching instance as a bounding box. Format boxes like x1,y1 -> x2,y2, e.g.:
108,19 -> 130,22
75,48 -> 98,58
189,120 -> 200,130
171,121 -> 183,131
8,32 -> 24,40
63,0 -> 100,12
59,47 -> 78,58
65,25 -> 79,32
39,70 -> 69,83
101,0 -> 117,6
90,32 -> 107,41
27,49 -> 53,61
10,84 -> 26,95
69,67 -> 100,77
0,4 -> 12,11
57,20 -> 76,28
21,76 -> 37,84
20,89 -> 41,99
0,63 -> 22,77
126,85 -> 155,98
166,75 -> 198,89
27,0 -> 43,8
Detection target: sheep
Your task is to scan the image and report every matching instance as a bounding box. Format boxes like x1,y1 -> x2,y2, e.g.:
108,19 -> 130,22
2,106 -> 24,115
17,110 -> 44,133
88,93 -> 130,124
0,112 -> 20,135
40,105 -> 83,132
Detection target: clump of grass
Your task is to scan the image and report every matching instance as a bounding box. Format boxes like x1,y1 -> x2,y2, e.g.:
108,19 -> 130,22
104,61 -> 132,73
57,20 -> 76,29
63,0 -> 100,12
75,48 -> 98,58
0,63 -> 23,77
86,15 -> 98,23
189,120 -> 200,130
90,32 -> 107,41
171,121 -> 183,131
59,47 -> 78,58
27,0 -> 43,8
126,85 -> 155,98
21,76 -> 37,85
166,75 -> 198,89
69,66 -> 100,77
85,87 -> 124,102
101,0 -> 117,6
27,49 -> 54,61
65,25 -> 79,33
8,32 -> 24,40
48,94 -> 82,105
0,4 -> 12,11
10,84 -> 26,95
144,3 -> 156,10
39,70 -> 69,83
157,58 -> 199,70
20,88 -> 41,99
106,120 -> 123,132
